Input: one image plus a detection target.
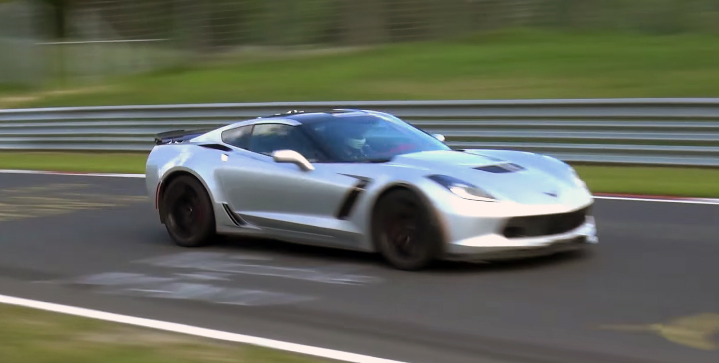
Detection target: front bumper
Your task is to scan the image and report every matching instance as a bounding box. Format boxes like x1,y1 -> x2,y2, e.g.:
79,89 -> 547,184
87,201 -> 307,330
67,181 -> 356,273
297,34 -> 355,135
444,216 -> 597,261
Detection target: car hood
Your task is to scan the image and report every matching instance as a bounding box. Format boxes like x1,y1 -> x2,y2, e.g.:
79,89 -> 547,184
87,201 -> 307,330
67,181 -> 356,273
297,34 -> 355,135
387,150 -> 590,205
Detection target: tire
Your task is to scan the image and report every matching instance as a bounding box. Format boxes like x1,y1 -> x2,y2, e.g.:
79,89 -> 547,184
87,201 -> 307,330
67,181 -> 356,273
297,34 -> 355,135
161,175 -> 217,247
372,189 -> 443,270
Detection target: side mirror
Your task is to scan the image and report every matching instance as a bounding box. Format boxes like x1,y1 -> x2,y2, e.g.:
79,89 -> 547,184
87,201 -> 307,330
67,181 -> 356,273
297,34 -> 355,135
432,133 -> 446,142
272,149 -> 314,171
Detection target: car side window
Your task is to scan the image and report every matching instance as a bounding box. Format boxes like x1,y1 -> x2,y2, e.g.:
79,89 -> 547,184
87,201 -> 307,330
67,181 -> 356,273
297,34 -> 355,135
221,125 -> 252,149
248,123 -> 325,162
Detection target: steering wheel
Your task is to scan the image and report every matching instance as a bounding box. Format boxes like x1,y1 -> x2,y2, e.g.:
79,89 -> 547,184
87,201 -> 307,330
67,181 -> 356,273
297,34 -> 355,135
387,143 -> 416,153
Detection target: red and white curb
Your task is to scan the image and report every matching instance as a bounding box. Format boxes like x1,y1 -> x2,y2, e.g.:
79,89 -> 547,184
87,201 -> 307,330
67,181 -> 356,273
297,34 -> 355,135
2,169 -> 718,205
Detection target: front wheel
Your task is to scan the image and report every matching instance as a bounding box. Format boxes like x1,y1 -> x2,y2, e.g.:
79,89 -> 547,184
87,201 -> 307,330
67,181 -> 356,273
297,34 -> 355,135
161,175 -> 217,247
372,189 -> 443,270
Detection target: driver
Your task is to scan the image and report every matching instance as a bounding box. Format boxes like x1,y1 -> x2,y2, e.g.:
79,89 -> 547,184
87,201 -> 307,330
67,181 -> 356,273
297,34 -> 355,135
326,121 -> 375,161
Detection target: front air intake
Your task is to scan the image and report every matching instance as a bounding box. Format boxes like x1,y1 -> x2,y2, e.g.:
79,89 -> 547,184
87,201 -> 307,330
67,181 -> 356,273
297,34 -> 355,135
502,206 -> 590,238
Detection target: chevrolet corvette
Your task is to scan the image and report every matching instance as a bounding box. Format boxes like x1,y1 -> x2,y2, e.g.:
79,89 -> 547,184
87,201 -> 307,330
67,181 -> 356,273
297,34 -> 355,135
145,109 -> 598,270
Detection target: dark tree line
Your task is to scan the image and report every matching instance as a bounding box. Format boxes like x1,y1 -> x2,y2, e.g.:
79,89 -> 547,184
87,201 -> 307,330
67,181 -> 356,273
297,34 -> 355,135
37,0 -> 719,48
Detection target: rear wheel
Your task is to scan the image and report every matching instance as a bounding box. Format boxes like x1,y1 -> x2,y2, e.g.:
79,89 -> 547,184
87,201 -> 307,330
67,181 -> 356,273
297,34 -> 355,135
372,189 -> 443,270
161,175 -> 216,247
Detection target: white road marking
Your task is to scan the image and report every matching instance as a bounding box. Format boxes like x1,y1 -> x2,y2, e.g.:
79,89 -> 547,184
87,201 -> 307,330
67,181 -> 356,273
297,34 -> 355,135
593,196 -> 719,205
1,169 -> 716,204
0,169 -> 145,178
0,293 -> 411,363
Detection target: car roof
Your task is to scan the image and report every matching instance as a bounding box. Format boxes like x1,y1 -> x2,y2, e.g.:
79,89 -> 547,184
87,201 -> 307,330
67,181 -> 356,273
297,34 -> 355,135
256,109 -> 391,125
198,109 -> 400,144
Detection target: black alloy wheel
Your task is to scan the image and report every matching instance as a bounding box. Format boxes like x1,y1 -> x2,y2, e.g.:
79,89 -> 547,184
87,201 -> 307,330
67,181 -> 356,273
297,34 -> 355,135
373,189 -> 443,270
161,175 -> 216,247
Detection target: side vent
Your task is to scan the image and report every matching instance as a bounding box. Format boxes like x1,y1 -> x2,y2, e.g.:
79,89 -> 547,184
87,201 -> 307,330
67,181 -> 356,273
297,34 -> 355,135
200,144 -> 233,152
475,163 -> 525,173
336,179 -> 370,220
222,203 -> 247,226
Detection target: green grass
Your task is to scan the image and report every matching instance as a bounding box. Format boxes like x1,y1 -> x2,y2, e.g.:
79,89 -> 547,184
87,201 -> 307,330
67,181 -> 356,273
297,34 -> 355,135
572,165 -> 719,197
1,151 -> 717,197
4,30 -> 719,108
0,304 -> 332,363
0,152 -> 148,174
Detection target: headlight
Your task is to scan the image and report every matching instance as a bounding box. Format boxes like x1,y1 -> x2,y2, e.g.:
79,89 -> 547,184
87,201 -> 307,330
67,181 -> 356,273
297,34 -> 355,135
427,175 -> 495,202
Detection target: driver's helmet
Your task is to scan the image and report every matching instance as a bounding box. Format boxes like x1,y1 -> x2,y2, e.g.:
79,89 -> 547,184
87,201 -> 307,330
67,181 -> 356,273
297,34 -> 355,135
341,122 -> 373,151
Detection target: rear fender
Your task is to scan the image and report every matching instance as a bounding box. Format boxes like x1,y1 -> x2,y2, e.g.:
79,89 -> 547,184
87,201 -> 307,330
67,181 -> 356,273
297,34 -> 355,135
147,145 -> 226,224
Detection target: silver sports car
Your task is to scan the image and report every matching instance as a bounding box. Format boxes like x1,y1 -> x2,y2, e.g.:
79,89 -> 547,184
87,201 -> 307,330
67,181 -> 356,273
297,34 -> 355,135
145,109 -> 598,270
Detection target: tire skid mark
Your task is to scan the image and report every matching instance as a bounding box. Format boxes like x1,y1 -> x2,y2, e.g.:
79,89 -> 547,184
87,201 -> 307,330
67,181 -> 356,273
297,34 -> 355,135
42,271 -> 317,307
0,183 -> 146,222
136,252 -> 383,285
36,252 -> 383,308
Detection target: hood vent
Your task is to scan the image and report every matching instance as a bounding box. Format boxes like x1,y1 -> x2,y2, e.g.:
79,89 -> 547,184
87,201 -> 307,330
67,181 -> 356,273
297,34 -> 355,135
474,163 -> 525,173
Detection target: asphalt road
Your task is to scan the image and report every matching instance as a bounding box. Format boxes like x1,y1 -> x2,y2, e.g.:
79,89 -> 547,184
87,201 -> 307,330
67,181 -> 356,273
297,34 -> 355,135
0,173 -> 718,363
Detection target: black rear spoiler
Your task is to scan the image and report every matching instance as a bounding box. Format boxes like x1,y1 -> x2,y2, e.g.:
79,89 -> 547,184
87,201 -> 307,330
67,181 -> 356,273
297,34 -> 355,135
154,128 -> 214,145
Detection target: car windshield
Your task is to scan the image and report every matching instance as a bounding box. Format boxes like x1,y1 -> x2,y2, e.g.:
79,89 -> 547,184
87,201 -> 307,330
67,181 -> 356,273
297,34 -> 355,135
301,112 -> 450,163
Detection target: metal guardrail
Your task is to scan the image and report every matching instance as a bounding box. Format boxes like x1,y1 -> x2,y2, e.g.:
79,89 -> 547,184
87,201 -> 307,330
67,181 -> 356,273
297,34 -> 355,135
2,98 -> 719,166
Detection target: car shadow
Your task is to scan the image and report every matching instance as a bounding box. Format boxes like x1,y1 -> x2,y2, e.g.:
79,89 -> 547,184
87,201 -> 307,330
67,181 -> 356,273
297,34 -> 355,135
427,249 -> 593,274
204,235 -> 593,273
214,236 -> 384,266
140,226 -> 591,273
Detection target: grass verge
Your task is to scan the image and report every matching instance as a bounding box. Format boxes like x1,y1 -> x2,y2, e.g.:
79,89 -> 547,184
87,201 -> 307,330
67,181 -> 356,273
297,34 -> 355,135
0,152 -> 148,174
571,165 -> 719,198
0,151 -> 717,197
0,303 -> 332,363
4,30 -> 719,108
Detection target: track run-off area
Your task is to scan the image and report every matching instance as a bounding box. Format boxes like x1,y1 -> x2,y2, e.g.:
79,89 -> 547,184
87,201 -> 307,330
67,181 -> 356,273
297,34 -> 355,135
0,170 -> 717,363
